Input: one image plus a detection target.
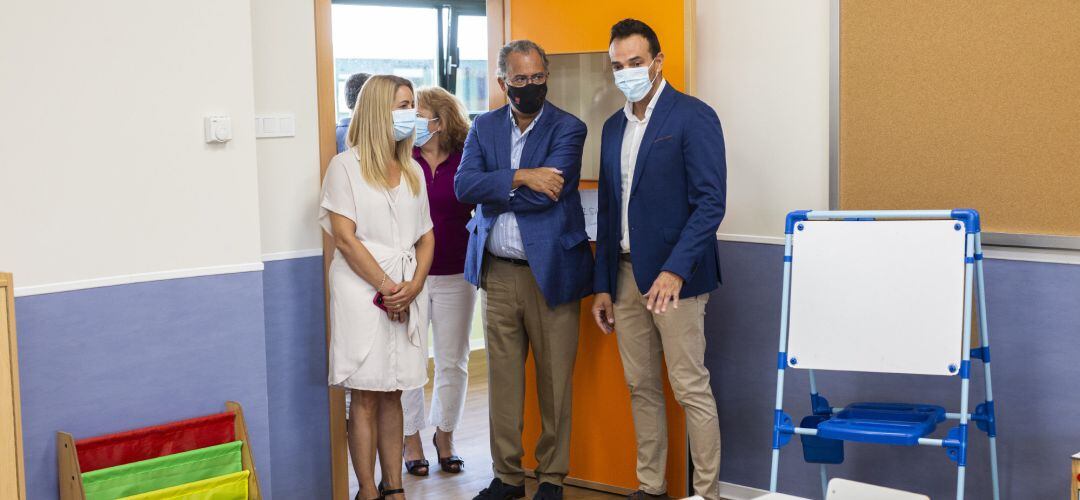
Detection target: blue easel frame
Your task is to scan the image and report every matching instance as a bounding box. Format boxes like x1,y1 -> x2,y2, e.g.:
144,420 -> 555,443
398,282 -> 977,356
768,210 -> 1000,500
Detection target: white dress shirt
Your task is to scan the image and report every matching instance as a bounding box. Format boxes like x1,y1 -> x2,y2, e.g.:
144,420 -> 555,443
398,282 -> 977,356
620,79 -> 667,253
486,106 -> 545,260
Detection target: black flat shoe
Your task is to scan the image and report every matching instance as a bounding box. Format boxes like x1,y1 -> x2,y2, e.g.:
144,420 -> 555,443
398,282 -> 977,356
626,491 -> 671,500
533,482 -> 563,500
473,478 -> 525,500
433,432 -> 465,473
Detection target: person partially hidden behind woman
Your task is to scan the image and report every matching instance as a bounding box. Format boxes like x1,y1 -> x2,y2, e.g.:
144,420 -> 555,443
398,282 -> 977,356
320,74 -> 434,500
399,86 -> 476,478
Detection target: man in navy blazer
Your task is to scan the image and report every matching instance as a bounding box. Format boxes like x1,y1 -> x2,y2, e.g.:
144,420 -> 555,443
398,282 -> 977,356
455,39 -> 592,500
590,19 -> 726,500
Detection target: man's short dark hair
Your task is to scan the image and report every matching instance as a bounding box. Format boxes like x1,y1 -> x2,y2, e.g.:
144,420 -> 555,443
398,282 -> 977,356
497,40 -> 549,77
609,18 -> 661,58
345,73 -> 371,110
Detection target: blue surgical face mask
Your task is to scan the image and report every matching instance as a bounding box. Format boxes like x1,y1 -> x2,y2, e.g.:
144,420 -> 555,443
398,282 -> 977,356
613,59 -> 658,103
392,108 -> 416,141
414,116 -> 439,147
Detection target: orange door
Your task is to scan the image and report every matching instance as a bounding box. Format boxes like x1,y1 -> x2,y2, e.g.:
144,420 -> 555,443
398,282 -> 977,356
521,294 -> 688,497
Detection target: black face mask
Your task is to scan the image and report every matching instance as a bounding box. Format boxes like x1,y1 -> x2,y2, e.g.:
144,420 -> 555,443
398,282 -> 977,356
506,82 -> 547,115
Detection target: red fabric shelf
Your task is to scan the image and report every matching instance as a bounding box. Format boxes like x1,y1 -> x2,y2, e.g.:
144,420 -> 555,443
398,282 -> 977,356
75,412 -> 235,473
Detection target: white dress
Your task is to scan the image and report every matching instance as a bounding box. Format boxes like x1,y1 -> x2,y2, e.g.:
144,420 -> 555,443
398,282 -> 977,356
319,149 -> 433,392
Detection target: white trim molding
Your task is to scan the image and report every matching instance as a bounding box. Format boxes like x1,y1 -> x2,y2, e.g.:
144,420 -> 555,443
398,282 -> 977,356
261,248 -> 323,262
717,233 -> 1080,265
14,262 -> 264,298
718,233 -> 787,246
982,245 -> 1080,266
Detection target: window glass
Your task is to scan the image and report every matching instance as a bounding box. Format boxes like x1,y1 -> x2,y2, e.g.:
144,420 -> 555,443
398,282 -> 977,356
455,15 -> 489,114
331,5 -> 439,121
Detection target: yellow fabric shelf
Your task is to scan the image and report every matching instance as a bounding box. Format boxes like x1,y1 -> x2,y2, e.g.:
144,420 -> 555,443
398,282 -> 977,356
120,470 -> 249,500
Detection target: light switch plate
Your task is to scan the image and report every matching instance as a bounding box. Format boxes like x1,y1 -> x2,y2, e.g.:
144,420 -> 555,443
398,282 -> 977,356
255,114 -> 296,138
204,116 -> 232,143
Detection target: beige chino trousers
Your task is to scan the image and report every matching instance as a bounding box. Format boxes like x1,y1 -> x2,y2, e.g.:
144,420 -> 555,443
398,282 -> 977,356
481,256 -> 581,487
613,257 -> 721,500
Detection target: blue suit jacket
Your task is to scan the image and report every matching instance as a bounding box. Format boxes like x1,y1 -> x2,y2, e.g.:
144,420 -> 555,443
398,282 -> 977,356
594,84 -> 726,299
335,117 -> 350,153
455,103 -> 594,307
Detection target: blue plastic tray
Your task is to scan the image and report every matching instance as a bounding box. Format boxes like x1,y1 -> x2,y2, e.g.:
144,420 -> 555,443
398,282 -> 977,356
815,402 -> 946,445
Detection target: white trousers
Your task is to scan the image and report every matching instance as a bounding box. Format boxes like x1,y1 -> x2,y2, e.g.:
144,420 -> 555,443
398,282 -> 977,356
401,273 -> 476,435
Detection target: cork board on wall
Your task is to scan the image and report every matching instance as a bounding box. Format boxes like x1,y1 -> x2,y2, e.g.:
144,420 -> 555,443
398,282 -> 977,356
839,0 -> 1080,236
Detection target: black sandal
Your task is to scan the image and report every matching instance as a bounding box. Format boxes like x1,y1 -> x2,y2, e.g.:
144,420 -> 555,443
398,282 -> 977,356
432,433 -> 465,473
404,456 -> 429,476
379,481 -> 405,499
403,436 -> 429,476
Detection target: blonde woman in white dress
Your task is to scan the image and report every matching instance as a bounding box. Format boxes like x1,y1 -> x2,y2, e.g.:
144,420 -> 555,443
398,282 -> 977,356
320,74 -> 434,500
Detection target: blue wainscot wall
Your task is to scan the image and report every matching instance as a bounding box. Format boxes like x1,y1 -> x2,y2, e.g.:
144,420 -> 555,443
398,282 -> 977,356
15,255 -> 333,499
263,256 -> 331,499
707,240 -> 1080,499
16,271 -> 274,499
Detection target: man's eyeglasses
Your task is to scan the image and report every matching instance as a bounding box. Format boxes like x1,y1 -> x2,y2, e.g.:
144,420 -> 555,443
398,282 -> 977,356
504,72 -> 549,87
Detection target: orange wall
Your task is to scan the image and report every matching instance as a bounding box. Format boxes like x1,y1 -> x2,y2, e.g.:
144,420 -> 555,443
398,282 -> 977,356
509,0 -> 686,90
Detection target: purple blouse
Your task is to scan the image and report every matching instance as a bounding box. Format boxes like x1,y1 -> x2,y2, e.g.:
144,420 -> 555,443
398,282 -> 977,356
414,148 -> 475,276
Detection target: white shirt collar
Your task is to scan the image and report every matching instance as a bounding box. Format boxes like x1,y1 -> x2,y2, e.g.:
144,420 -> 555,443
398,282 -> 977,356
509,104 -> 545,136
623,79 -> 667,123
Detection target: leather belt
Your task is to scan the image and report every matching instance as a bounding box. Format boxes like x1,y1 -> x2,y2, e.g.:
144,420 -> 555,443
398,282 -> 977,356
487,252 -> 529,267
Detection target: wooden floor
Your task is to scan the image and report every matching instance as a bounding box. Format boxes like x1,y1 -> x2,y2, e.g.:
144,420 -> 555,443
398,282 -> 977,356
350,351 -> 625,500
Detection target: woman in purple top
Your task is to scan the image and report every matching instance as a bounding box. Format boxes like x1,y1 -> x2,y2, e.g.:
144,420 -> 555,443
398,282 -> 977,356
400,86 -> 476,477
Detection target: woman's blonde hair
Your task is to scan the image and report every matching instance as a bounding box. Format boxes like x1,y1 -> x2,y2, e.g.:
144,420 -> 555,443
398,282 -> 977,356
416,86 -> 470,153
346,74 -> 421,196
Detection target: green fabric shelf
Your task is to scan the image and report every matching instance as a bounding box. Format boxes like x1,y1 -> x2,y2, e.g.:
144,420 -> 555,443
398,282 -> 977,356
81,441 -> 242,500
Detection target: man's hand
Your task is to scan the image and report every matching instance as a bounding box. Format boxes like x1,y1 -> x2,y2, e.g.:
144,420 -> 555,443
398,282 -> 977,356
513,168 -> 564,201
591,293 -> 615,334
644,271 -> 684,314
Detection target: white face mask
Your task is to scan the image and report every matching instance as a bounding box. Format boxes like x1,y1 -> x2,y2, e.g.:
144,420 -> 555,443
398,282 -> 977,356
392,108 -> 416,141
414,116 -> 439,147
613,60 -> 658,103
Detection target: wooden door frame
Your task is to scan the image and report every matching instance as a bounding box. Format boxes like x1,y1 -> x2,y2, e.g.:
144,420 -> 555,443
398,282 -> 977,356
0,272 -> 26,500
313,1 -> 507,497
312,0 -> 347,497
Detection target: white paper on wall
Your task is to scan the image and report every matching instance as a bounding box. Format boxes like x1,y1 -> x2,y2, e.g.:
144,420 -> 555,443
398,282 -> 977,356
580,189 -> 599,241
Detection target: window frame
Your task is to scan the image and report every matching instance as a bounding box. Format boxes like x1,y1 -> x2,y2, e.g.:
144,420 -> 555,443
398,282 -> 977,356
330,0 -> 485,109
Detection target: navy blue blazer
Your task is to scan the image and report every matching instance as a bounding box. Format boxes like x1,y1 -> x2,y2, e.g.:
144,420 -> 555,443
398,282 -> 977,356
454,103 -> 594,307
594,84 -> 726,299
335,117 -> 350,153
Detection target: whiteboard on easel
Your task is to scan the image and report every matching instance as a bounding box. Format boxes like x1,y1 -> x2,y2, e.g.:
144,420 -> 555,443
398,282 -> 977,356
786,220 -> 967,376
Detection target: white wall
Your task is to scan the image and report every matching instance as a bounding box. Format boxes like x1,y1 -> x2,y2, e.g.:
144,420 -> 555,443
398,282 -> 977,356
0,0 -> 263,291
694,0 -> 831,241
250,0 -> 324,258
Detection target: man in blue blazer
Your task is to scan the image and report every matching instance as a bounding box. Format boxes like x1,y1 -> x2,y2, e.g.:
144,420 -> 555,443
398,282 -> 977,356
590,19 -> 726,500
335,72 -> 369,153
455,39 -> 592,500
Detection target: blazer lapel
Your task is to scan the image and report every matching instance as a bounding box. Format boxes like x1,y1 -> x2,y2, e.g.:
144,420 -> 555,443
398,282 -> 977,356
629,84 -> 676,197
518,105 -> 552,169
610,113 -> 629,214
493,106 -> 512,171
